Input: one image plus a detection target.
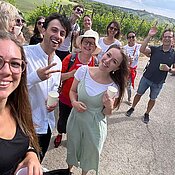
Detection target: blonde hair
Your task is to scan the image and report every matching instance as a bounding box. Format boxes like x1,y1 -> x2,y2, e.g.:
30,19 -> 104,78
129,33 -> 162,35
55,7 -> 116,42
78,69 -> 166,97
0,1 -> 19,32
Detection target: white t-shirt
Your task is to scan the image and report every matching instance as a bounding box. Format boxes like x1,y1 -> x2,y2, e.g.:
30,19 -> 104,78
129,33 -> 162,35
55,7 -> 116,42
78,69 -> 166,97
123,43 -> 141,68
58,23 -> 80,51
97,37 -> 121,61
75,65 -> 119,97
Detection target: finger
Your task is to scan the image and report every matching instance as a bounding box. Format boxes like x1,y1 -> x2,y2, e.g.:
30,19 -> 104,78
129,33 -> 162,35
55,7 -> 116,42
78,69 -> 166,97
45,63 -> 57,70
47,69 -> 61,74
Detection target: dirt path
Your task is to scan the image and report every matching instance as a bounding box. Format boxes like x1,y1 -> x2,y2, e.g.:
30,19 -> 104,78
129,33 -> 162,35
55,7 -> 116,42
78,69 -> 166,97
42,57 -> 175,175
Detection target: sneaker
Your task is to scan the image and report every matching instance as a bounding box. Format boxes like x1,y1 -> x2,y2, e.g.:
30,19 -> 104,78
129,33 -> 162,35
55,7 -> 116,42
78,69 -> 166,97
143,113 -> 149,124
54,134 -> 62,148
125,107 -> 134,117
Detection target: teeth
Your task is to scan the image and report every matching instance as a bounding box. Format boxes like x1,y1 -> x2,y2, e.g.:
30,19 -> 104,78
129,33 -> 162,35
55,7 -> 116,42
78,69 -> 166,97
0,81 -> 10,85
51,39 -> 59,44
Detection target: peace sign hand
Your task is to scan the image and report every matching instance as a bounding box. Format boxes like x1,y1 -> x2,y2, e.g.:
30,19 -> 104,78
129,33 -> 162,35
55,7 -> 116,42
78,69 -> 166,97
37,63 -> 60,81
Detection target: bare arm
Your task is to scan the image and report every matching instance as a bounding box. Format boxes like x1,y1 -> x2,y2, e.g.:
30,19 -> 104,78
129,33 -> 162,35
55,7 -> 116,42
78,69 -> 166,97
61,69 -> 76,81
140,26 -> 158,57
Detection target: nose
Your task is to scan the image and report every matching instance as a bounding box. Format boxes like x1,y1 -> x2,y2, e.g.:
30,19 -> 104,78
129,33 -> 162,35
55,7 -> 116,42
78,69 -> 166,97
1,63 -> 12,75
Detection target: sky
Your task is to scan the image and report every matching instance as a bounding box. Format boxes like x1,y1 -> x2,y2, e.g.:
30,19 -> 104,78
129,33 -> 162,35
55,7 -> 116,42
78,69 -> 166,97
94,0 -> 175,19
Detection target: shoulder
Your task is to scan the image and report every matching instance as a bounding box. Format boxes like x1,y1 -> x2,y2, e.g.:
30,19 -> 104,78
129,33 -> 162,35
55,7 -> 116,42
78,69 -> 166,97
74,65 -> 88,80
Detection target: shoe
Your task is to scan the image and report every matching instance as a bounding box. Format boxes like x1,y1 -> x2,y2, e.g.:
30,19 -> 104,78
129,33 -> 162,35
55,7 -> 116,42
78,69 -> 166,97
54,134 -> 62,148
125,107 -> 134,117
143,113 -> 149,124
127,100 -> 132,106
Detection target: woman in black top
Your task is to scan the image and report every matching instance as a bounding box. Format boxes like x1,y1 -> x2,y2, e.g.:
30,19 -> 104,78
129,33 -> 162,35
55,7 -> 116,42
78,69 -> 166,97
0,31 -> 42,175
29,16 -> 45,45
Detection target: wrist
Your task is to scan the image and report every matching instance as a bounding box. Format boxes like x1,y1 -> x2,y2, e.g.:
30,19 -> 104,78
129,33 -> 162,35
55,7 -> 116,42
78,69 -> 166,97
168,68 -> 172,73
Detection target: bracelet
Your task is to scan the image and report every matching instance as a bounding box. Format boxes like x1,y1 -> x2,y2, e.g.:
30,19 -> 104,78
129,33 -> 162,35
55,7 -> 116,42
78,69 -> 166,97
27,146 -> 38,156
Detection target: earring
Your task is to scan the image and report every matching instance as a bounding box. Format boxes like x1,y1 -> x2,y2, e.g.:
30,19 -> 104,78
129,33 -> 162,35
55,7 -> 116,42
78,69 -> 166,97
112,71 -> 115,74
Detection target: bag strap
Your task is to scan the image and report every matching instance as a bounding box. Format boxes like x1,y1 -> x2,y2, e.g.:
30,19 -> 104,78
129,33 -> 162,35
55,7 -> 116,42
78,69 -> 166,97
66,53 -> 77,72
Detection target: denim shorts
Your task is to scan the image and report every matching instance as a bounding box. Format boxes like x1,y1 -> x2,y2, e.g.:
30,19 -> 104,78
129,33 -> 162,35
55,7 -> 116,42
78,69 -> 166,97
137,76 -> 163,100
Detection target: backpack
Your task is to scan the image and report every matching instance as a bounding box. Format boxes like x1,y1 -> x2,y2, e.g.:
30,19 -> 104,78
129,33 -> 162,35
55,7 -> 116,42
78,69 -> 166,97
66,53 -> 99,72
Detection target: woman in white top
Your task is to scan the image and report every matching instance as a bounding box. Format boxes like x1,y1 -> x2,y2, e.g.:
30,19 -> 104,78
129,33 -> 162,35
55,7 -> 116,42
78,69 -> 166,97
97,20 -> 122,61
66,44 -> 129,175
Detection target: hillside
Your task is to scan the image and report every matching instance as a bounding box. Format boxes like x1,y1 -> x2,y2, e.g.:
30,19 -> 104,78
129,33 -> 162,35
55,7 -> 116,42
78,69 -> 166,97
91,0 -> 175,26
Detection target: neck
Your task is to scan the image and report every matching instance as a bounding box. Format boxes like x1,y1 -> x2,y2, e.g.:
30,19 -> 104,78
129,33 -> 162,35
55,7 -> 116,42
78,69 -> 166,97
78,52 -> 92,64
40,42 -> 55,58
0,99 -> 7,117
70,15 -> 78,25
128,43 -> 135,47
106,35 -> 115,41
162,45 -> 171,52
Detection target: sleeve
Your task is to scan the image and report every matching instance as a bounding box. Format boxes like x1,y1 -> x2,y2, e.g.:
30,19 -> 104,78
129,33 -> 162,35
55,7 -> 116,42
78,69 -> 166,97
24,47 -> 42,90
74,65 -> 88,81
62,54 -> 72,73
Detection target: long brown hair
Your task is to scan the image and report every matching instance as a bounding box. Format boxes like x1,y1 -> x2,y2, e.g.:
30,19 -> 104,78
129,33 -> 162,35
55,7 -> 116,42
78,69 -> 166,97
107,44 -> 129,108
0,31 -> 40,152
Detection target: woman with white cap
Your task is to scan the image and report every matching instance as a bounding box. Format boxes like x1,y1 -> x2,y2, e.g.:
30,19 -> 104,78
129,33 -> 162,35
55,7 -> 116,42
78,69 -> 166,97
66,44 -> 129,175
54,29 -> 101,148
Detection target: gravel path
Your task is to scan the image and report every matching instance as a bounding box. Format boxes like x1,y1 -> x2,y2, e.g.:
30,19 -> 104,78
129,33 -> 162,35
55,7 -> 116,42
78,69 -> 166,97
42,57 -> 175,175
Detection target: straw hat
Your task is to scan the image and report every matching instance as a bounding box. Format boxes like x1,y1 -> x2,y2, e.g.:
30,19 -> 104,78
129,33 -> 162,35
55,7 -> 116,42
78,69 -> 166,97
76,29 -> 101,55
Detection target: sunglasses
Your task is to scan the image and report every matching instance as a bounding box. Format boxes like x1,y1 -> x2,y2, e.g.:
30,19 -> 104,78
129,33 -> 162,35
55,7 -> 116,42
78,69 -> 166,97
109,26 -> 118,32
37,21 -> 44,25
16,18 -> 25,24
127,36 -> 135,39
76,7 -> 84,14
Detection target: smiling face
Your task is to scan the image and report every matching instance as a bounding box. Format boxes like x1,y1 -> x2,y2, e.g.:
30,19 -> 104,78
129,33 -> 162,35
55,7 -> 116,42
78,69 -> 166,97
73,6 -> 84,19
80,37 -> 96,55
0,39 -> 22,101
83,16 -> 92,30
37,18 -> 45,33
162,31 -> 174,47
127,32 -> 136,46
42,19 -> 67,52
99,47 -> 123,72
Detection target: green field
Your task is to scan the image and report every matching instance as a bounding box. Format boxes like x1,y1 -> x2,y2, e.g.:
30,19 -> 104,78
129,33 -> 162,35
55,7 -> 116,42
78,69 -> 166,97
15,0 -> 76,13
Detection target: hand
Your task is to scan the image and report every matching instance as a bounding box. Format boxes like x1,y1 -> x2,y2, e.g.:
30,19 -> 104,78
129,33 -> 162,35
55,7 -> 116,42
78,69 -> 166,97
159,64 -> 170,72
72,101 -> 87,112
102,92 -> 115,110
37,63 -> 60,81
69,69 -> 76,78
148,27 -> 157,37
14,152 -> 43,175
46,101 -> 58,112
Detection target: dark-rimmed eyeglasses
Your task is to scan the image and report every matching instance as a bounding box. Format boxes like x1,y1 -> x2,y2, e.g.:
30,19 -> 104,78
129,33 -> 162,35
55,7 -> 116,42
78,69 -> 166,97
109,26 -> 118,32
16,18 -> 25,24
76,7 -> 84,14
127,36 -> 135,39
0,57 -> 26,74
37,21 -> 44,25
82,39 -> 95,47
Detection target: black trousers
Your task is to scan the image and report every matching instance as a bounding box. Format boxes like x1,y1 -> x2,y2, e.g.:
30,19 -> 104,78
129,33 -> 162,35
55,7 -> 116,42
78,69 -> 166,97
57,101 -> 72,134
37,126 -> 51,162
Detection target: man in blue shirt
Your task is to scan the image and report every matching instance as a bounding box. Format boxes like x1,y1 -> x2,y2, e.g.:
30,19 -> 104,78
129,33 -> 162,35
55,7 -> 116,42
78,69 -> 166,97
126,27 -> 175,124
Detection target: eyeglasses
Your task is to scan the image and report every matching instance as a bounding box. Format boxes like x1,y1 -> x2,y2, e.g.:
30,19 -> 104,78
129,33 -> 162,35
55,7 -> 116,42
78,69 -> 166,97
127,36 -> 135,39
0,57 -> 26,74
37,21 -> 44,25
16,18 -> 25,24
82,39 -> 95,47
76,7 -> 84,14
109,26 -> 118,32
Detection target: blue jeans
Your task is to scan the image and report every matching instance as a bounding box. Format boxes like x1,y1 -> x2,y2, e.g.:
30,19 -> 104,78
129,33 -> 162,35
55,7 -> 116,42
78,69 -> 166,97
137,76 -> 163,100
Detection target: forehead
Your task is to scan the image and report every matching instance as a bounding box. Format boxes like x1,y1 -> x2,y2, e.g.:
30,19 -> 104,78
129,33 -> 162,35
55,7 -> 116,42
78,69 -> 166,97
128,32 -> 135,36
82,37 -> 95,42
47,19 -> 66,31
163,31 -> 174,36
84,16 -> 91,21
0,39 -> 21,58
107,48 -> 123,63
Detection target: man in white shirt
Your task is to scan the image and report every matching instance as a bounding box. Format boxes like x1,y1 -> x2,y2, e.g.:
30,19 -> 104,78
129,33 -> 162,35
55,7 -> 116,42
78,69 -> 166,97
24,13 -> 71,161
55,4 -> 84,61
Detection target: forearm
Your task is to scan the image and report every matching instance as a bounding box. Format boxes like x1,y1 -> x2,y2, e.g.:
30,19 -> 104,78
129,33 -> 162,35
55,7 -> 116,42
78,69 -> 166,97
102,107 -> 113,115
61,72 -> 74,81
140,35 -> 152,53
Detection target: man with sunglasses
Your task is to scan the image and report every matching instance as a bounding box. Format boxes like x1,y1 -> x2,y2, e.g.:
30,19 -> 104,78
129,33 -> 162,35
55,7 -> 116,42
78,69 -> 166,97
126,27 -> 175,124
55,4 -> 84,61
123,31 -> 141,105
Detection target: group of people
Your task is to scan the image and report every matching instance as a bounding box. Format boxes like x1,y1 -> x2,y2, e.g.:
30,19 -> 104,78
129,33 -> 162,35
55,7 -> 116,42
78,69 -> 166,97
0,1 -> 175,175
